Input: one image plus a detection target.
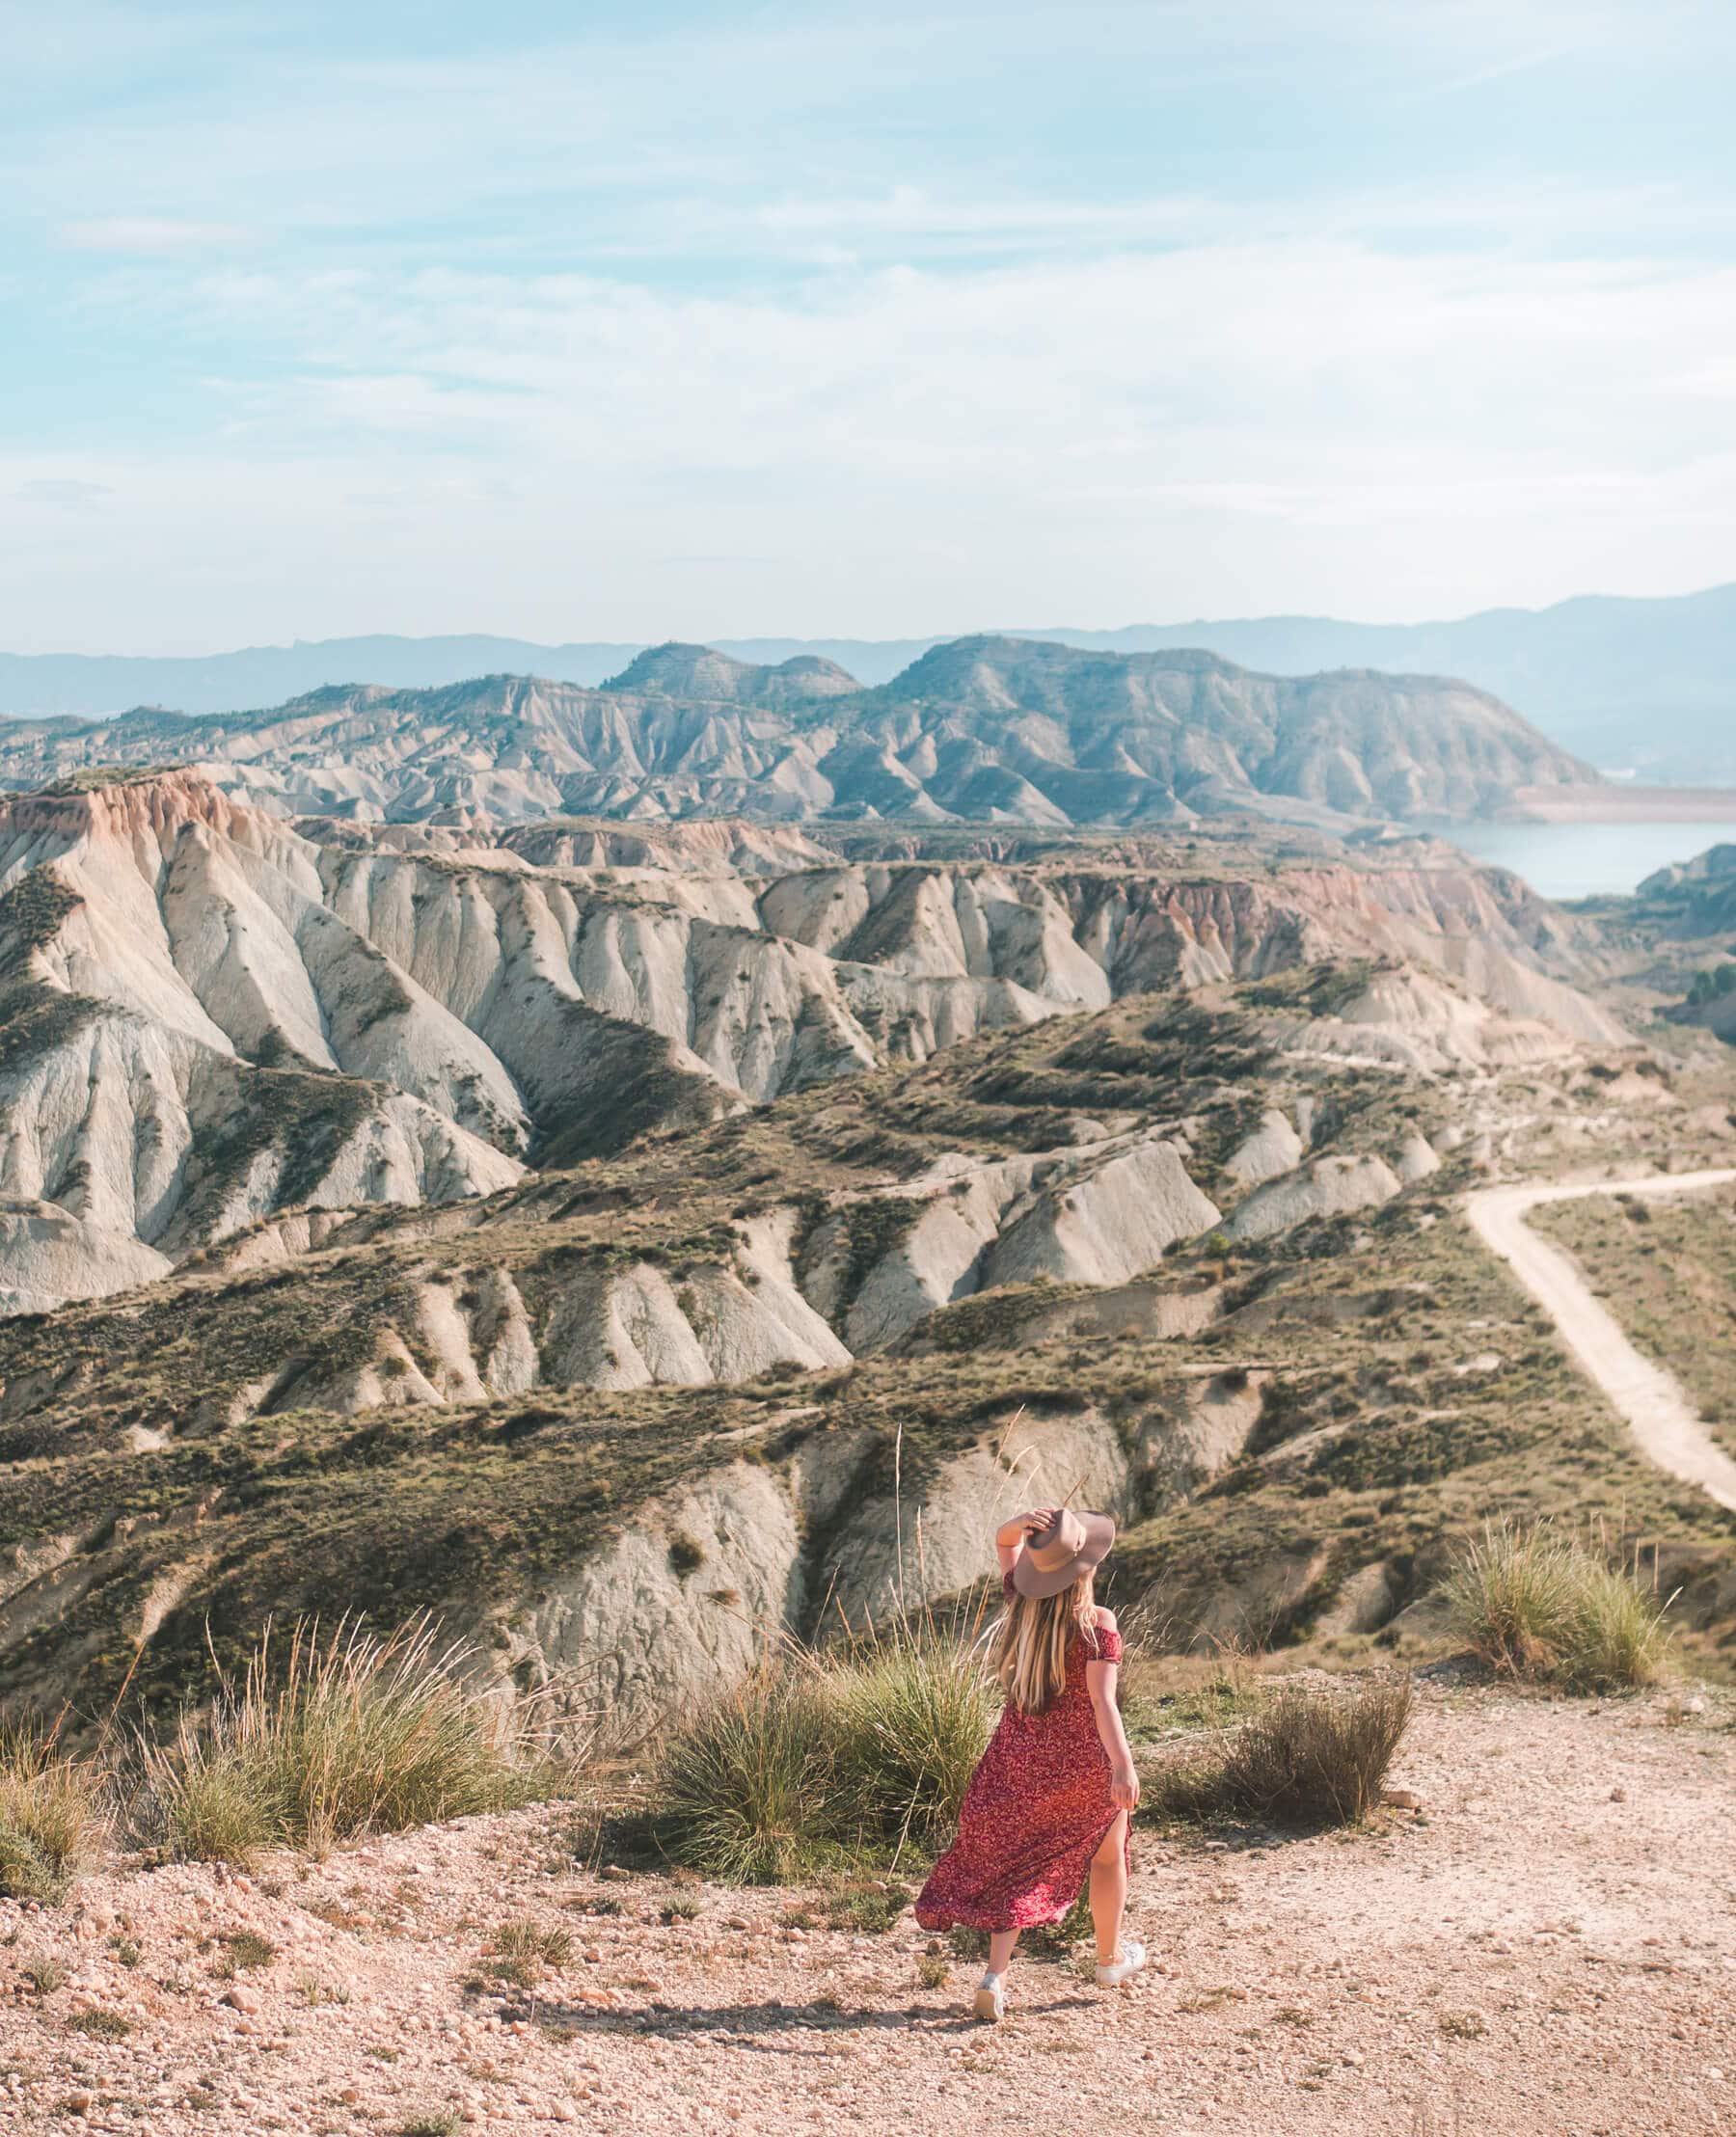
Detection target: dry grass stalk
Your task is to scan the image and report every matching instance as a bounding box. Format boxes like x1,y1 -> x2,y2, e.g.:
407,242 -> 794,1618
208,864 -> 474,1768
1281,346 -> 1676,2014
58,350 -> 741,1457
136,1614 -> 551,1864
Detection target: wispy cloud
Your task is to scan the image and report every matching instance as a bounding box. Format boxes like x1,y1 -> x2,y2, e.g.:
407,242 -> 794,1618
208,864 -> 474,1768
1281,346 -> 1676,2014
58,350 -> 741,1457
7,231 -> 1734,648
59,216 -> 256,255
15,477 -> 114,511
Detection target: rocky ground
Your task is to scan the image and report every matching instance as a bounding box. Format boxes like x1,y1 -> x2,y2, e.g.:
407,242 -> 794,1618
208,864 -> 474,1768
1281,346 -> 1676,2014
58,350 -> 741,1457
2,1683 -> 1731,2136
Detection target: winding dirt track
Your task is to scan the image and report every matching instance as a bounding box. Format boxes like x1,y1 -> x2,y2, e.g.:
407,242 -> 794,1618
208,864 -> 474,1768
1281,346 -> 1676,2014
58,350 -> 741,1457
1465,1169 -> 1736,1514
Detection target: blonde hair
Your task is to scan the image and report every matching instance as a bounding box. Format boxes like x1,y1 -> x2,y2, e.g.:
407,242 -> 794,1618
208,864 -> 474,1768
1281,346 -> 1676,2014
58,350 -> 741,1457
993,1570 -> 1100,1715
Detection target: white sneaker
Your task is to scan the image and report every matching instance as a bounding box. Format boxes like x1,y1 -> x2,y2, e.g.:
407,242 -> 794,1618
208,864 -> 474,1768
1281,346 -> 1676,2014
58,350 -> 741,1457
972,1972 -> 1007,2022
1096,1939 -> 1147,1988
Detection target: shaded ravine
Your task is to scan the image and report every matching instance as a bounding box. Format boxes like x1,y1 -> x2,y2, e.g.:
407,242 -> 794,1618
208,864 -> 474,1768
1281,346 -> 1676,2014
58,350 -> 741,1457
1465,1169 -> 1736,1515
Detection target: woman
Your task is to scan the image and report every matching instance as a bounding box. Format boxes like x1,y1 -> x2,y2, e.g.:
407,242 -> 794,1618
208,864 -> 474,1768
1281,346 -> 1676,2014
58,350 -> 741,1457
914,1505 -> 1144,2022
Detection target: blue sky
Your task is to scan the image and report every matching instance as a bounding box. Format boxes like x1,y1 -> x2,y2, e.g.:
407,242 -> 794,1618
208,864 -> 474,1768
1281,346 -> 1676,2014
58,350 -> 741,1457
4,1 -> 1735,651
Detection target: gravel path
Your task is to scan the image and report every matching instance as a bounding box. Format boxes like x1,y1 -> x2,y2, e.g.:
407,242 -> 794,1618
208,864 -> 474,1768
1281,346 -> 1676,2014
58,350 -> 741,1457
1464,1169 -> 1736,1514
1,1688 -> 1732,2135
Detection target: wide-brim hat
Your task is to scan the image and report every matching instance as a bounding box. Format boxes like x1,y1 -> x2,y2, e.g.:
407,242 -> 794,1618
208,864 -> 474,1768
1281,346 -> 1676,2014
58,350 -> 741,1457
1012,1507 -> 1116,1599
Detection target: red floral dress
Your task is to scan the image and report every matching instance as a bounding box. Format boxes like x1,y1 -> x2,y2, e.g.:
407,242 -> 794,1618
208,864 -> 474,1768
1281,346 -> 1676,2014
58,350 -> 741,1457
915,1580 -> 1127,1933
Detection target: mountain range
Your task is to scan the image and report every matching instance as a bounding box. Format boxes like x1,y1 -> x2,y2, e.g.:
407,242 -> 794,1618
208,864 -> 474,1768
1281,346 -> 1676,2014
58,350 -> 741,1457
6,582 -> 1736,778
0,751 -> 1624,1316
0,636 -> 1592,830
5,744 -> 1730,1734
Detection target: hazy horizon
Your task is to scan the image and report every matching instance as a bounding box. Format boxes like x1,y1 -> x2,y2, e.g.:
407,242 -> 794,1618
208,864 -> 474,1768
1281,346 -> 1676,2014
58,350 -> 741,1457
6,576 -> 1736,669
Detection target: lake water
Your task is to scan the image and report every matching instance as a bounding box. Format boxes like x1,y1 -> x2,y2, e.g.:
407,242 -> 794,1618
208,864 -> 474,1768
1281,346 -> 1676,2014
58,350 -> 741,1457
1420,821 -> 1736,902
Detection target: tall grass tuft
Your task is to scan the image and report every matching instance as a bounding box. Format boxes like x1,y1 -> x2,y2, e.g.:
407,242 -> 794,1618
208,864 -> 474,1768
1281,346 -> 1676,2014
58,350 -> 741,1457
1442,1522 -> 1673,1692
1565,1556 -> 1675,1692
654,1615 -> 996,1881
0,1724 -> 108,1902
827,1624 -> 995,1853
657,1668 -> 834,1885
137,1616 -> 544,1864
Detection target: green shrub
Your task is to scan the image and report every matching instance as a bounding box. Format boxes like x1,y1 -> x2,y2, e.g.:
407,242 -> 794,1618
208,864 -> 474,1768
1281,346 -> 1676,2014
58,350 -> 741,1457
69,2007 -> 133,2040
488,1919 -> 572,1968
1441,1522 -> 1581,1681
1565,1556 -> 1675,1692
823,1881 -> 909,1934
0,1726 -> 107,1902
827,1631 -> 995,1852
140,1740 -> 275,1867
1221,1679 -> 1413,1826
0,1826 -> 62,1904
657,1667 -> 834,1884
1442,1522 -> 1672,1692
138,1616 -> 544,1864
1150,1678 -> 1413,1829
479,1917 -> 572,1989
653,1624 -> 995,1881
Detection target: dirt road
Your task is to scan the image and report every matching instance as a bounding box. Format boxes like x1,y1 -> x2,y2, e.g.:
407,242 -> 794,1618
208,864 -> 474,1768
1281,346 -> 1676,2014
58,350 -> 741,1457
1465,1169 -> 1736,1514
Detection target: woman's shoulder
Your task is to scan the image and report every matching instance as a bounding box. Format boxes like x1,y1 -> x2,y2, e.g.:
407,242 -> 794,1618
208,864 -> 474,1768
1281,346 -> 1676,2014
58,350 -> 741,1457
1085,1607 -> 1123,1665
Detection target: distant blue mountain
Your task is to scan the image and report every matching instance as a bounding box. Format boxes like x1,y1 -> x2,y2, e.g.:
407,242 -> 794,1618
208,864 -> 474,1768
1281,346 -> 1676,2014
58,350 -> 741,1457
7,582 -> 1736,780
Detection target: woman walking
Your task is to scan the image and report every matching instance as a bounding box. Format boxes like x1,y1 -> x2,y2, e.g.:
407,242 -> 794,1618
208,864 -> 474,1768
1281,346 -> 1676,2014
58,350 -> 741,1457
915,1505 -> 1144,2022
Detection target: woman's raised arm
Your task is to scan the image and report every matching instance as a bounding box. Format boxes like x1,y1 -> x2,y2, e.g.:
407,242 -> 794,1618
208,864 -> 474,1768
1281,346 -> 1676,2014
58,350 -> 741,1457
994,1506 -> 1058,1576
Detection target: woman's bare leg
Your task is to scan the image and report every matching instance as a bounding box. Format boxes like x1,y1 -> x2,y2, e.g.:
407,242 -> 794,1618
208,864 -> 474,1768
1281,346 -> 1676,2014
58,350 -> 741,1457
1089,1811 -> 1129,1964
987,1928 -> 1020,1975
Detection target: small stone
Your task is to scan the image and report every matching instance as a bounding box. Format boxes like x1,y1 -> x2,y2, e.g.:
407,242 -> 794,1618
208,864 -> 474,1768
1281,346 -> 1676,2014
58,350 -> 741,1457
66,2094 -> 93,2118
583,1948 -> 603,1964
223,1984 -> 261,2015
1381,1789 -> 1422,1812
1610,1786 -> 1627,1803
599,1865 -> 633,1881
337,2088 -> 359,2105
